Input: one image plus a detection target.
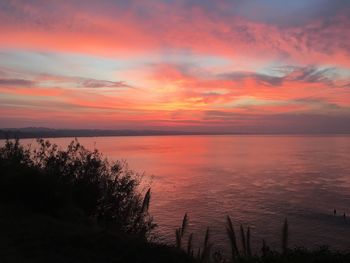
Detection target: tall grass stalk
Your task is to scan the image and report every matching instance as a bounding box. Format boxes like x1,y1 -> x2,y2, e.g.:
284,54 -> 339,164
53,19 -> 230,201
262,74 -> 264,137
141,188 -> 151,213
282,218 -> 289,254
187,233 -> 193,256
201,227 -> 211,263
226,215 -> 239,261
246,226 -> 251,256
262,239 -> 268,257
181,213 -> 188,236
240,224 -> 247,256
175,213 -> 188,249
196,248 -> 201,261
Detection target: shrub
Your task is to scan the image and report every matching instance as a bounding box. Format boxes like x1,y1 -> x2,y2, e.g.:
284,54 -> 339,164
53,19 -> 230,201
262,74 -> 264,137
0,138 -> 155,239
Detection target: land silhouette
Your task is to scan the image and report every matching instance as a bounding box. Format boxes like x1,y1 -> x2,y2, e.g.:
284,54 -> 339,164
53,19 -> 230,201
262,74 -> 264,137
0,128 -> 208,139
2,127 -> 346,140
0,139 -> 349,262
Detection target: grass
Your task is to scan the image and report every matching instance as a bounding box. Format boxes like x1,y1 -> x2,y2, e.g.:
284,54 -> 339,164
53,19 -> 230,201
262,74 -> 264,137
175,214 -> 350,263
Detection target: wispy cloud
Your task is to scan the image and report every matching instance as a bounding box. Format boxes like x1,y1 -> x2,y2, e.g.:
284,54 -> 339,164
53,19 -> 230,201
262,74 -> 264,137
79,79 -> 131,89
1,0 -> 350,64
0,78 -> 34,87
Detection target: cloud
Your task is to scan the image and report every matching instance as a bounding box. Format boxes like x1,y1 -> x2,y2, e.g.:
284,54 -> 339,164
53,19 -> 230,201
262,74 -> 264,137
0,69 -> 133,90
0,78 -> 34,87
226,0 -> 350,27
79,79 -> 131,89
1,0 -> 350,65
201,111 -> 350,133
283,66 -> 335,85
219,72 -> 283,86
220,66 -> 339,87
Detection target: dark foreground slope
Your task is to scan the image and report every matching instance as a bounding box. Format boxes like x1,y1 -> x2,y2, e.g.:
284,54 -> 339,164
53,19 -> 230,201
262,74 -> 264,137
0,205 -> 193,263
1,204 -> 350,263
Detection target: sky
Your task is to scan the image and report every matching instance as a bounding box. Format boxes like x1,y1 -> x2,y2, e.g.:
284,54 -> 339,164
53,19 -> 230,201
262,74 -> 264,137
1,0 -> 350,133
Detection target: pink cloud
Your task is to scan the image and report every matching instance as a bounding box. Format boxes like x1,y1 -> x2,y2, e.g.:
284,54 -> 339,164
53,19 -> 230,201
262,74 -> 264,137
1,1 -> 350,65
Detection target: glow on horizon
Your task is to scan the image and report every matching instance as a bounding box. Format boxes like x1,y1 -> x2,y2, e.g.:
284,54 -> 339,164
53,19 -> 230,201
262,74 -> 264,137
0,0 -> 350,133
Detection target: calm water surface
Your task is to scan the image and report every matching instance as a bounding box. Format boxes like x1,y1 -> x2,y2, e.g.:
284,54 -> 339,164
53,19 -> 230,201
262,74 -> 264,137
18,136 -> 350,252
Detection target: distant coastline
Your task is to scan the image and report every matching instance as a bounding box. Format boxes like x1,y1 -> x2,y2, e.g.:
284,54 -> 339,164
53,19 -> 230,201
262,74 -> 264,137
0,127 -> 206,139
1,127 -> 350,139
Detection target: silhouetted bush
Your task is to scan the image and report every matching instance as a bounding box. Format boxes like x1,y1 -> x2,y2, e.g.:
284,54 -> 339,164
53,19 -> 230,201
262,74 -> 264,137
0,139 -> 155,239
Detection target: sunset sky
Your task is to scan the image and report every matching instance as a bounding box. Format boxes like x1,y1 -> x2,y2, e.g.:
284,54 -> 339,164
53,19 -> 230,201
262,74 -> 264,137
1,0 -> 350,133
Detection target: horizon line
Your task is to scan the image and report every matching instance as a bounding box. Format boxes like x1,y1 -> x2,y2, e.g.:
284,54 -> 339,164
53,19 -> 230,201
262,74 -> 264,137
1,127 -> 350,139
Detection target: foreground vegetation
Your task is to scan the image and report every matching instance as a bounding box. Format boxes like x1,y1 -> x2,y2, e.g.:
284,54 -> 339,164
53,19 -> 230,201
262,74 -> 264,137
0,139 -> 349,262
173,214 -> 350,263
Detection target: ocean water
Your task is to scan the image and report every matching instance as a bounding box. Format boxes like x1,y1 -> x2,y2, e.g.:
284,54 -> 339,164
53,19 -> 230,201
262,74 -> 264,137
15,135 -> 350,253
